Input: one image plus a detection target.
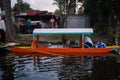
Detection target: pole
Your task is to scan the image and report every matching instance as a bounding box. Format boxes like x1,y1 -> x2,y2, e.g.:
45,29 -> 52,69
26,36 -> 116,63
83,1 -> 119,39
52,13 -> 53,28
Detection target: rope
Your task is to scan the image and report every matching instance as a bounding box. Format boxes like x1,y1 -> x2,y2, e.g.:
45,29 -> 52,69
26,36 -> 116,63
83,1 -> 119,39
31,48 -> 66,56
13,46 -> 66,56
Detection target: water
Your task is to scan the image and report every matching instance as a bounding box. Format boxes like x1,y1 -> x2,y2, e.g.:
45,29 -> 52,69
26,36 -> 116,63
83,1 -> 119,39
0,52 -> 120,80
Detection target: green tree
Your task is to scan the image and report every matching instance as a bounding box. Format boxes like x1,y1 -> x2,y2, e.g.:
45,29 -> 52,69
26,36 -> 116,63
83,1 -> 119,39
53,0 -> 81,15
0,0 -> 3,10
83,0 -> 120,45
53,0 -> 82,46
54,0 -> 120,45
53,0 -> 83,28
12,0 -> 32,15
84,0 -> 111,35
111,0 -> 120,45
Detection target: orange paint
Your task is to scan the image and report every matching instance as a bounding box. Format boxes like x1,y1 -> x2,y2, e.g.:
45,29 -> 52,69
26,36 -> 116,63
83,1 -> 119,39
31,40 -> 36,48
11,47 -> 111,57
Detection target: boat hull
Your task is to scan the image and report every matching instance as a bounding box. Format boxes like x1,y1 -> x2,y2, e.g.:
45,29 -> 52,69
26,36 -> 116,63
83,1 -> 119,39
11,47 -> 111,56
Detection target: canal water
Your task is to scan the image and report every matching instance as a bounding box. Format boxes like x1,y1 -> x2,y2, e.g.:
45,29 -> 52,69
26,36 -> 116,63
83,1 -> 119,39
0,52 -> 120,80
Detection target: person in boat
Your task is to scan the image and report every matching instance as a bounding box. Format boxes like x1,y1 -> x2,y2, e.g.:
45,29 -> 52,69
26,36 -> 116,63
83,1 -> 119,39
96,41 -> 106,48
84,35 -> 93,48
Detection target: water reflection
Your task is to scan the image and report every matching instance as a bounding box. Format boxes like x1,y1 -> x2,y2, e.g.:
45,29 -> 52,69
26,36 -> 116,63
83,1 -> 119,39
58,56 -> 93,80
0,54 -> 14,80
0,52 -> 120,80
91,57 -> 120,80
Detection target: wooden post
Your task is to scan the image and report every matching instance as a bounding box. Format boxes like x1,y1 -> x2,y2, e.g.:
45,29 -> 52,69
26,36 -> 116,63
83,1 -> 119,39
31,35 -> 39,48
80,34 -> 82,47
81,34 -> 85,49
36,35 -> 39,47
31,40 -> 36,48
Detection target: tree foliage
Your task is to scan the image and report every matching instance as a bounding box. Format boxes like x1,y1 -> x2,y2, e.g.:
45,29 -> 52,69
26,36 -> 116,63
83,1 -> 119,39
84,0 -> 119,32
83,0 -> 120,44
0,0 -> 3,10
53,0 -> 82,28
12,0 -> 32,15
53,0 -> 81,15
53,0 -> 120,45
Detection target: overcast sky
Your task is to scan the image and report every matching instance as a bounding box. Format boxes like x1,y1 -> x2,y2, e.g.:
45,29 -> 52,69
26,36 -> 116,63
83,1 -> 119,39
11,0 -> 58,12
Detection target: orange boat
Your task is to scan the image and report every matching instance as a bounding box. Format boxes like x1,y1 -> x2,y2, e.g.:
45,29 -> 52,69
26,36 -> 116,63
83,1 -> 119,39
11,28 -> 114,56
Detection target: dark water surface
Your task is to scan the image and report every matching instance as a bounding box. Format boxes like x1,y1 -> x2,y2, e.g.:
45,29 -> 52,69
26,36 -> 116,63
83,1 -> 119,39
0,52 -> 120,80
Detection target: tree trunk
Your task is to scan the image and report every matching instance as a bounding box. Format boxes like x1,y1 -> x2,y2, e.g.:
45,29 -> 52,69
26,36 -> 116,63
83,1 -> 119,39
62,0 -> 76,46
2,0 -> 20,42
68,0 -> 76,15
115,20 -> 120,45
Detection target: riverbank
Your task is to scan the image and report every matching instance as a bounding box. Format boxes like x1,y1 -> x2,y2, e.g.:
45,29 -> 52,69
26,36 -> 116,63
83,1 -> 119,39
18,34 -> 109,44
18,34 -> 62,44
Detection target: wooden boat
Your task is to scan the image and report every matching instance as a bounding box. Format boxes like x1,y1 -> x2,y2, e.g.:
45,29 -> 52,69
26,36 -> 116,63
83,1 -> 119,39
10,28 -> 116,56
107,45 -> 120,49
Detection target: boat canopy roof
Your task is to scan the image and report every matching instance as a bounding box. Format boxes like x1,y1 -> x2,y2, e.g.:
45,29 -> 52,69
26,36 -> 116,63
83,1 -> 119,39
33,28 -> 93,34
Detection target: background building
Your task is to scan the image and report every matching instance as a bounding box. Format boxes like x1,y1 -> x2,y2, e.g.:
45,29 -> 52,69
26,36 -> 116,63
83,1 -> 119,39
66,15 -> 90,28
15,10 -> 57,34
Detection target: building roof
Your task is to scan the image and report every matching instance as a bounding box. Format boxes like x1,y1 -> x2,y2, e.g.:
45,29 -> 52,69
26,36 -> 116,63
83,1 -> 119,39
15,10 -> 56,21
27,10 -> 52,16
